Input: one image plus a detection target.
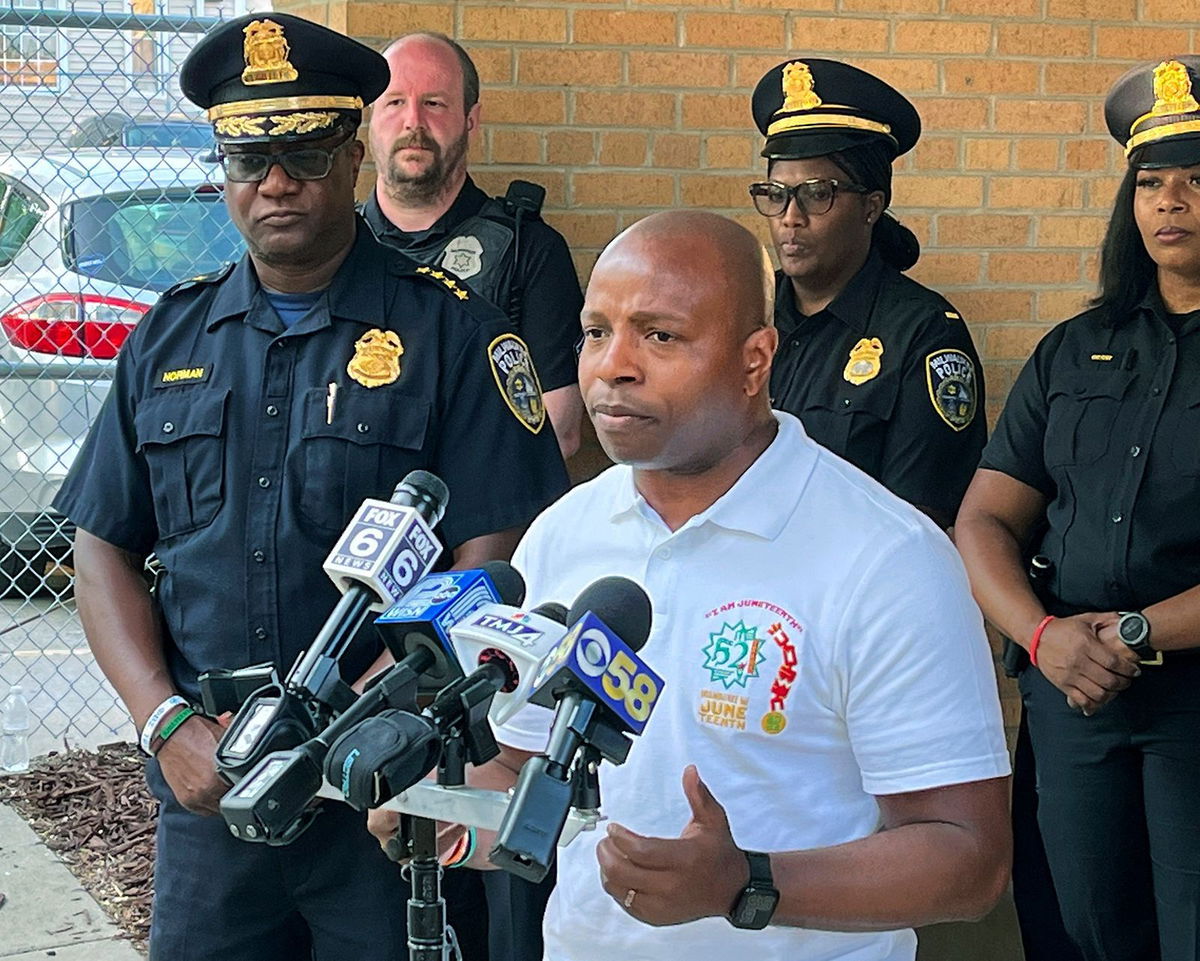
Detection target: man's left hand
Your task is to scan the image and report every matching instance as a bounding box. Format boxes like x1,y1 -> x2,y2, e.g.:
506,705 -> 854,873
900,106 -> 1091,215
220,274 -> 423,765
596,765 -> 748,926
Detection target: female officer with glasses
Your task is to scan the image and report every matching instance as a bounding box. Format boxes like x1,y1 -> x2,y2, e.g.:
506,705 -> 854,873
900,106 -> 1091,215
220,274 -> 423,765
749,60 -> 985,528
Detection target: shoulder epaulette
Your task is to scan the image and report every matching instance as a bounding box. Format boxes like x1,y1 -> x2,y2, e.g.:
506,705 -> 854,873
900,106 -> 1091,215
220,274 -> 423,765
162,261 -> 235,298
412,264 -> 471,302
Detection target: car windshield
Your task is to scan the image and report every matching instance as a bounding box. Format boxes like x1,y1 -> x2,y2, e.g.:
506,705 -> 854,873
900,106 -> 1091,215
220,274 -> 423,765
65,187 -> 243,292
124,122 -> 213,150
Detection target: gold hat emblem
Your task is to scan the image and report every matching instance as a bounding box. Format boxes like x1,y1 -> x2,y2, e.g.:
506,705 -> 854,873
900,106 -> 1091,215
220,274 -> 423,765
1149,60 -> 1200,119
347,328 -> 404,388
843,337 -> 883,386
780,61 -> 822,114
242,19 -> 299,87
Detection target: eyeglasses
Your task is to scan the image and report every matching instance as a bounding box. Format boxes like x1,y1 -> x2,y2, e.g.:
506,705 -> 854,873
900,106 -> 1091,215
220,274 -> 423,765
748,179 -> 870,218
220,131 -> 354,184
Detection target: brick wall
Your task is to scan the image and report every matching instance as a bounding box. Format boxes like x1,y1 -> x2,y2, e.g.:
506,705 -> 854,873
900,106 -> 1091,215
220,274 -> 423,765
275,0 -> 1199,731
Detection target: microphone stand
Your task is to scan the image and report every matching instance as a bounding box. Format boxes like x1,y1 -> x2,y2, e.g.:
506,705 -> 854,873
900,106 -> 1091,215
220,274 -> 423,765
402,814 -> 456,961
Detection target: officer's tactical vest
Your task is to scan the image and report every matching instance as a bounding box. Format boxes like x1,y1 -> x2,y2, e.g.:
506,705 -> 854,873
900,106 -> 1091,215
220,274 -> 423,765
396,181 -> 545,331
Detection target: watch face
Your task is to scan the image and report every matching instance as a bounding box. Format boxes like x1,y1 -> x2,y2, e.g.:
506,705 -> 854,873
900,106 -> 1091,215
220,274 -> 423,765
732,889 -> 780,928
1120,614 -> 1146,643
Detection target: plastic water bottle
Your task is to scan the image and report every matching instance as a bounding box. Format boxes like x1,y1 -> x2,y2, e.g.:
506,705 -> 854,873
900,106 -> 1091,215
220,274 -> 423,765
1,684 -> 31,774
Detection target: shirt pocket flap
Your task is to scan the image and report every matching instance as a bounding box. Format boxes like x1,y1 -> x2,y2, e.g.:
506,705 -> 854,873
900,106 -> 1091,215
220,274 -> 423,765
301,387 -> 430,449
1048,369 -> 1135,403
134,388 -> 229,450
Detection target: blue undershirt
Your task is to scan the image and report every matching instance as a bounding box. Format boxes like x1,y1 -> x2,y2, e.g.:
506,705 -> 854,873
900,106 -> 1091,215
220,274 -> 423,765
263,289 -> 323,329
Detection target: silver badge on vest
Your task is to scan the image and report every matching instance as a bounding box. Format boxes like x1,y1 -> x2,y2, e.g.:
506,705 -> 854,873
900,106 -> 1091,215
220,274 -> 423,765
440,234 -> 484,280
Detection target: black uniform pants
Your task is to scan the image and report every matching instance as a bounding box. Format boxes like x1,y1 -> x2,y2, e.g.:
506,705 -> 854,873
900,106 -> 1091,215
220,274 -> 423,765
1020,660 -> 1200,961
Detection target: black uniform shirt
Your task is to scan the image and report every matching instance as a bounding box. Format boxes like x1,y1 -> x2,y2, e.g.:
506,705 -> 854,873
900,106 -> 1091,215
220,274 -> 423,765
770,249 -> 987,522
363,177 -> 582,394
53,223 -> 570,696
982,286 -> 1200,614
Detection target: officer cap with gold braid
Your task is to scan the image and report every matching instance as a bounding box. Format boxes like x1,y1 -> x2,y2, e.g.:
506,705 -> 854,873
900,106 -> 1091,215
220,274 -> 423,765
180,13 -> 389,144
752,59 -> 920,161
1106,57 -> 1200,169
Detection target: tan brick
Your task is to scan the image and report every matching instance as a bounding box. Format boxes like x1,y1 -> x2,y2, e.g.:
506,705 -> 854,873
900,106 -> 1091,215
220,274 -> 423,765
989,252 -> 1081,284
1083,252 -> 1100,284
736,0 -> 836,9
519,49 -> 621,87
990,176 -> 1085,209
789,17 -> 890,53
947,0 -> 1037,13
1015,139 -> 1060,171
543,211 -> 621,249
850,58 -> 939,93
599,132 -> 650,167
681,173 -> 760,210
914,138 -> 960,170
705,134 -> 757,169
343,3 -> 453,38
461,7 -> 567,43
997,24 -> 1092,58
938,214 -> 1031,248
1037,289 -> 1092,321
681,92 -> 746,130
573,10 -> 677,46
629,52 -> 730,89
1140,0 -> 1193,18
1097,26 -> 1189,59
573,251 -> 599,284
475,170 -> 567,207
1049,0 -> 1134,18
575,91 -> 675,127
1065,140 -> 1118,172
734,54 -> 789,89
1043,62 -> 1133,96
572,172 -> 675,208
547,131 -> 595,166
1037,216 -> 1109,248
893,21 -> 992,55
995,101 -> 1087,135
954,290 -> 1033,322
986,325 -> 1054,359
653,133 -> 702,169
908,253 -> 983,287
685,12 -> 785,49
964,138 -> 1010,171
893,175 -> 984,208
944,60 -> 1039,95
288,5 -> 339,29
485,89 -> 566,125
904,214 -> 933,248
491,129 -> 542,166
470,48 -> 514,86
839,0 -> 937,11
917,98 -> 990,133
1087,176 -> 1124,210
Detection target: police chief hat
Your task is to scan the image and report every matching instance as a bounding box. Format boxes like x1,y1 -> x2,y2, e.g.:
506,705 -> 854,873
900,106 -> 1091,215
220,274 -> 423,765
181,13 -> 389,144
1106,57 -> 1200,169
752,59 -> 921,161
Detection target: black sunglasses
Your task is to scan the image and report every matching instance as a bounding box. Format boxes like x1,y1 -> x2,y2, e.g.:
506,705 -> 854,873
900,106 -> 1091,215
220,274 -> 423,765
220,130 -> 355,184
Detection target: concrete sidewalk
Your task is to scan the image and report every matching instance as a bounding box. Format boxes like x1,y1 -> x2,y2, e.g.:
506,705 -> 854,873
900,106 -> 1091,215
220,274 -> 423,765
0,803 -> 142,960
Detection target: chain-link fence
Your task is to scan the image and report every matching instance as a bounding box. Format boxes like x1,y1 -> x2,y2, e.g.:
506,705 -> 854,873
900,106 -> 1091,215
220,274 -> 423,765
0,1 -> 251,754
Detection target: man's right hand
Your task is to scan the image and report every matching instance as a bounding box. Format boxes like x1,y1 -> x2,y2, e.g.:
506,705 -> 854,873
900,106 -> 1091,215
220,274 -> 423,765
1035,612 -> 1139,714
156,714 -> 230,816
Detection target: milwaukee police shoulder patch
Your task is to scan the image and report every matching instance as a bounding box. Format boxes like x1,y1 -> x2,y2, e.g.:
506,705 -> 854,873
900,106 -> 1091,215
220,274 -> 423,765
925,348 -> 977,431
487,333 -> 545,434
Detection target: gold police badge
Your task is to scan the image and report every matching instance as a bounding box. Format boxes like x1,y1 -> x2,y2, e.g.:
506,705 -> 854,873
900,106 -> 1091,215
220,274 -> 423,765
843,337 -> 883,386
488,334 -> 545,433
241,19 -> 299,86
347,329 -> 403,388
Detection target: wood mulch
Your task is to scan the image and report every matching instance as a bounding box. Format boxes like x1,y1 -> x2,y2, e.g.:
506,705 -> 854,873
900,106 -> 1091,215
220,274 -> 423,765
0,742 -> 154,952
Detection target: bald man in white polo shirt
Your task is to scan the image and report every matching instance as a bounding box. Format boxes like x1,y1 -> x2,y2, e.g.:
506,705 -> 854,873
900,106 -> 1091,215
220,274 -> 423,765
369,210 -> 1012,961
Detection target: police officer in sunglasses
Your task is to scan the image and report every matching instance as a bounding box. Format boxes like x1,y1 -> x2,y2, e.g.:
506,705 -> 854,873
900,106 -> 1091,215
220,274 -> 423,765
53,14 -> 568,961
749,60 -> 986,529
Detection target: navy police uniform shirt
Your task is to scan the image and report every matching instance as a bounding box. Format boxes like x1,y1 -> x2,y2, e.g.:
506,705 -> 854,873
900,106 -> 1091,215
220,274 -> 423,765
770,249 -> 986,523
981,287 -> 1200,615
362,176 -> 582,394
53,223 -> 570,698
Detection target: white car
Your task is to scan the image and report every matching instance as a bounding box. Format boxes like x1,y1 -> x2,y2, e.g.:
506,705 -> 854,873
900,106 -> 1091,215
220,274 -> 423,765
0,148 -> 243,593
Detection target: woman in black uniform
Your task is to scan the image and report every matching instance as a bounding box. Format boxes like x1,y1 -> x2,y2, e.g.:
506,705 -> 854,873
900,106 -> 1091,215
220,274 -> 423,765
957,57 -> 1200,961
749,59 -> 985,527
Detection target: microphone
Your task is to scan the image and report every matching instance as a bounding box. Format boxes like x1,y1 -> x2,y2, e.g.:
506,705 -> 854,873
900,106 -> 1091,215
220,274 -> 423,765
216,471 -> 448,786
490,577 -> 662,882
445,599 -> 570,726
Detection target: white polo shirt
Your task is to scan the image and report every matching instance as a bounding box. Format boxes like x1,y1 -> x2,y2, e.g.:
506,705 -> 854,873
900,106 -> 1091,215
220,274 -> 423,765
497,411 -> 1009,961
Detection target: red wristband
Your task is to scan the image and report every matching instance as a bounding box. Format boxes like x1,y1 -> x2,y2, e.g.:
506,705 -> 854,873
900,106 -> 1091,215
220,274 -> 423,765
1029,615 -> 1055,668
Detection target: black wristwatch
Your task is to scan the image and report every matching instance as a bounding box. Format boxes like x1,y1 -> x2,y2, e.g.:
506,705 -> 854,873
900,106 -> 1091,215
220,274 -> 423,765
1117,611 -> 1155,660
728,850 -> 779,930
